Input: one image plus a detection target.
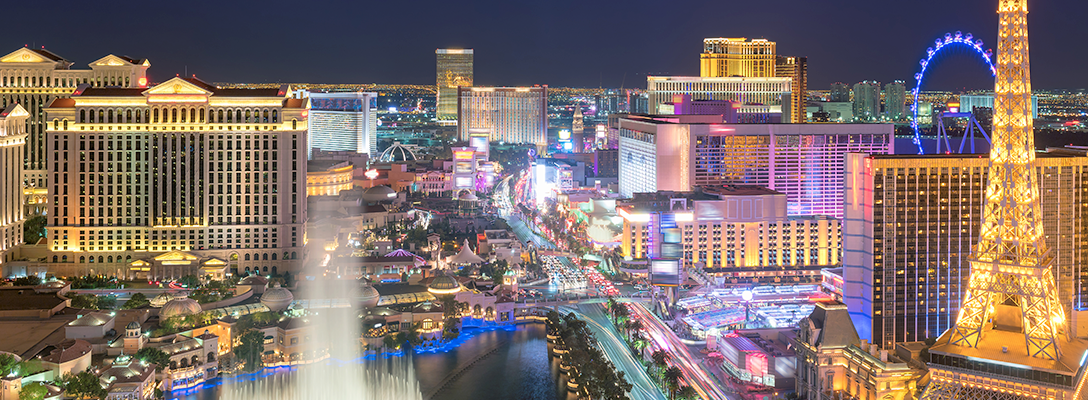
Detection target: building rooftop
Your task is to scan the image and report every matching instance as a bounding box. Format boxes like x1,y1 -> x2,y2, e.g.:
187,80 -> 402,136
0,288 -> 65,311
929,328 -> 1088,376
307,160 -> 351,172
40,339 -> 91,364
68,312 -> 113,327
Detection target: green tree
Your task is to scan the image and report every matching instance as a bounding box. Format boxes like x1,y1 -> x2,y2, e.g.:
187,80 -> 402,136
120,292 -> 150,309
13,275 -> 41,286
95,295 -> 116,310
382,334 -> 399,351
663,366 -> 684,400
23,215 -> 46,244
178,275 -> 200,288
134,347 -> 170,370
59,371 -> 106,400
236,329 -> 265,372
676,385 -> 697,400
68,294 -> 97,310
18,382 -> 48,400
0,354 -> 21,376
651,350 -> 670,375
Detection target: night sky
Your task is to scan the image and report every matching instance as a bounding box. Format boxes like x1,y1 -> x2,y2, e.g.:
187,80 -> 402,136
7,0 -> 1086,90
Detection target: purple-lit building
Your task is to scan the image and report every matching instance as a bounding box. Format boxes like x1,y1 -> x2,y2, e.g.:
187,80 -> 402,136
616,114 -> 893,218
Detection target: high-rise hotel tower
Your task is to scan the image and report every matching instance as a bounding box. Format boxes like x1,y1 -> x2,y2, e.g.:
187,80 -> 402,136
0,47 -> 148,194
0,104 -> 29,264
436,49 -> 473,124
43,77 -> 308,279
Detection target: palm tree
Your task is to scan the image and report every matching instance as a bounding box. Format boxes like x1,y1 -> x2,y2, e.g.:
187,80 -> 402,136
631,336 -> 650,361
627,320 -> 644,343
663,366 -> 684,400
676,385 -> 697,400
651,350 -> 670,375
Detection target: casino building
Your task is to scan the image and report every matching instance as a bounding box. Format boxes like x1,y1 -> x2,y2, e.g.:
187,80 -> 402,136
618,185 -> 840,286
0,47 -> 149,203
38,76 -> 308,279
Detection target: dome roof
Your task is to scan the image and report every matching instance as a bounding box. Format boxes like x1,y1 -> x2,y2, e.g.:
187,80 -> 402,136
150,292 -> 175,308
353,280 -> 381,309
239,275 -> 269,286
160,295 -> 202,319
126,321 -> 141,330
260,283 -> 294,312
362,185 -> 398,203
458,191 -> 478,201
428,274 -> 462,294
378,142 -> 417,162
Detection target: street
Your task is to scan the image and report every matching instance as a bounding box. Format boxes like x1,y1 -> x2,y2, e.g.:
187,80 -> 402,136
628,302 -> 736,400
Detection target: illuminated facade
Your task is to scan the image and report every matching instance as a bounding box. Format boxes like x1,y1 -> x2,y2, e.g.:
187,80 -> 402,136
884,81 -> 907,121
646,76 -> 790,115
830,82 -> 850,103
852,81 -> 880,121
618,186 -> 840,286
921,2 -> 1088,398
307,91 -> 377,158
616,114 -> 893,218
842,151 -> 1088,349
700,38 -> 776,78
0,105 -> 28,263
457,86 -> 547,146
0,48 -> 148,208
436,49 -> 473,124
43,77 -> 308,279
791,302 -> 924,400
775,56 -> 807,124
306,160 -> 353,196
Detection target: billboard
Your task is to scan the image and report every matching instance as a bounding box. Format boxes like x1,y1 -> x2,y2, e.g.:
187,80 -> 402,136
650,259 -> 681,287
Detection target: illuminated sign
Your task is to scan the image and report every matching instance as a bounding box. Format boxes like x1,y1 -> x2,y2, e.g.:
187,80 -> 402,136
453,150 -> 475,161
618,208 -> 651,222
559,130 -> 571,141
650,259 -> 681,287
455,161 -> 473,174
138,77 -> 148,87
147,95 -> 207,103
455,177 -> 473,188
596,124 -> 607,138
365,169 -> 379,180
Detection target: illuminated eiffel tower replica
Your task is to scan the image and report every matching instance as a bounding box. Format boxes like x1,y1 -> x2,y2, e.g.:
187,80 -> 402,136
919,1 -> 1088,399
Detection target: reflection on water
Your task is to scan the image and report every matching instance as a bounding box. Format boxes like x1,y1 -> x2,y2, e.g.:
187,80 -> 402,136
171,323 -> 568,400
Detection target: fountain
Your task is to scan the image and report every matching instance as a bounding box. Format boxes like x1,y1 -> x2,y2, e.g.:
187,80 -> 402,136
222,272 -> 423,400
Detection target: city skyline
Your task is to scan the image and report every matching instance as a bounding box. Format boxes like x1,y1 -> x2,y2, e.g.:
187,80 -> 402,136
4,0 -> 1088,90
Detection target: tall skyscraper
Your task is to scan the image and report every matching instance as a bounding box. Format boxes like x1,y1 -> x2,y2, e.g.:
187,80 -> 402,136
830,82 -> 851,102
922,1 -> 1088,397
0,104 -> 28,262
843,151 -> 1088,349
700,38 -> 776,78
616,114 -> 893,218
852,81 -> 880,121
883,81 -> 906,121
646,76 -> 791,115
435,49 -> 473,124
0,47 -> 149,194
307,91 -> 378,159
457,86 -> 547,146
43,77 -> 308,279
775,56 -> 808,123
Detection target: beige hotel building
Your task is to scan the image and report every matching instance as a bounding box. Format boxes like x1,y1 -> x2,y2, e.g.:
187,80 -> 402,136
0,47 -> 148,210
38,77 -> 308,280
618,185 -> 840,286
0,104 -> 29,266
